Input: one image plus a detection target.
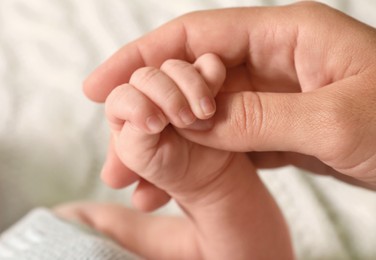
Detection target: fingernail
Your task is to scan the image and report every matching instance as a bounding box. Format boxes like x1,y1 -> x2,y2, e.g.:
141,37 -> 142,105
199,96 -> 216,116
185,119 -> 214,131
179,107 -> 196,125
146,114 -> 166,133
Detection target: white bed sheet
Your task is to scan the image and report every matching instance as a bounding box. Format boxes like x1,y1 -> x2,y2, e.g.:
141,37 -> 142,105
1,0 -> 376,259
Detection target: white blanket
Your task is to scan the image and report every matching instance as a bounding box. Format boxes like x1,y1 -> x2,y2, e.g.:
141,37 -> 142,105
1,0 -> 376,259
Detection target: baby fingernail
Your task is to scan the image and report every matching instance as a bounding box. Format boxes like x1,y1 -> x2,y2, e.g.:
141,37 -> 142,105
199,96 -> 216,116
146,114 -> 166,133
179,107 -> 196,125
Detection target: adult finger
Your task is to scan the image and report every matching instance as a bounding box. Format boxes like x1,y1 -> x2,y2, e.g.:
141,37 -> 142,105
247,152 -> 376,191
54,203 -> 199,259
176,76 -> 361,160
247,151 -> 338,175
83,6 -> 295,102
177,91 -> 314,154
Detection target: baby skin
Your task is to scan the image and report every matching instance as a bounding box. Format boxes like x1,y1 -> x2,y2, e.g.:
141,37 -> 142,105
57,54 -> 293,259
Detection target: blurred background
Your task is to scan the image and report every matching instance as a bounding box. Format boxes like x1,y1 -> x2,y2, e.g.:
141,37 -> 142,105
1,0 -> 376,259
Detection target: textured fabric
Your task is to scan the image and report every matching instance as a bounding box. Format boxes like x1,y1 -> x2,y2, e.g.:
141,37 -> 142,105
0,208 -> 136,260
1,1 -> 376,259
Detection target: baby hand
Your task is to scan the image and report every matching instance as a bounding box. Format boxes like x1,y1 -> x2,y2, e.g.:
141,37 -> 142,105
105,53 -> 232,203
62,55 -> 293,258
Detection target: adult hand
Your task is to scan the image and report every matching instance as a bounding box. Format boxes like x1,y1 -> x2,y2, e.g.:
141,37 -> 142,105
84,2 -> 376,188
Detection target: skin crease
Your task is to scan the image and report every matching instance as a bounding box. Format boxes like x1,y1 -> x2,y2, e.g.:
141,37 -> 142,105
93,2 -> 376,210
56,1 -> 376,259
57,53 -> 294,259
85,2 -> 376,189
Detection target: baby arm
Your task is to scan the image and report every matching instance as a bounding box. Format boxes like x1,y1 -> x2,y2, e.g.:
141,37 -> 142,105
100,53 -> 225,210
95,53 -> 294,259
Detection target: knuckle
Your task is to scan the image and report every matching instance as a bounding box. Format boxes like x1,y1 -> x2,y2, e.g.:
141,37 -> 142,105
179,10 -> 201,22
130,66 -> 160,89
230,92 -> 264,147
162,59 -> 201,85
163,88 -> 183,112
161,59 -> 190,72
105,85 -> 126,118
162,59 -> 207,95
290,1 -> 334,24
316,95 -> 359,163
293,1 -> 328,12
